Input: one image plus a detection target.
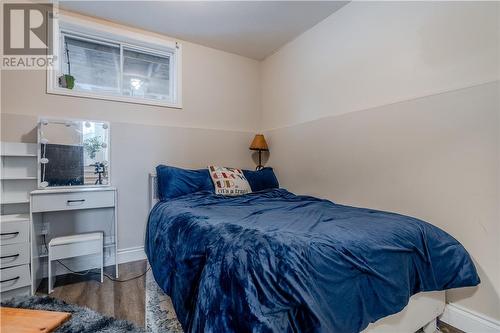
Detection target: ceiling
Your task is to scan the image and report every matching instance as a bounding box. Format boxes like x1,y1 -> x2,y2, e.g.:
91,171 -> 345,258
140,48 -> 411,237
59,1 -> 348,60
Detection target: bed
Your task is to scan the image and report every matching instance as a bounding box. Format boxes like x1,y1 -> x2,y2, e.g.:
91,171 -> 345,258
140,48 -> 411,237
146,171 -> 479,333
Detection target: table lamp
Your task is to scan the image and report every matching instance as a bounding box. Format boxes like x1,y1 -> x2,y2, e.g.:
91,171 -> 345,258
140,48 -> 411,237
249,134 -> 269,170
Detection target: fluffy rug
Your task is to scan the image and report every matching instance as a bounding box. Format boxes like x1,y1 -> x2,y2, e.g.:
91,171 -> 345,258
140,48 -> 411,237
145,269 -> 183,333
1,296 -> 145,333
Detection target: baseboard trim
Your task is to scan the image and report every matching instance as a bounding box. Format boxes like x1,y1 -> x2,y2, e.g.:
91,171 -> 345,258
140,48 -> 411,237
440,303 -> 500,333
117,246 -> 146,264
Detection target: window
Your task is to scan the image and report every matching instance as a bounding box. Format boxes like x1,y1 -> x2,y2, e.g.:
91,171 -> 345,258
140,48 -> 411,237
48,15 -> 181,108
63,35 -> 121,95
121,48 -> 171,100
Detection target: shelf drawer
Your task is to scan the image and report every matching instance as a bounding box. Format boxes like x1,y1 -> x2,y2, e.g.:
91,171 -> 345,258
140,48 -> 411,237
0,220 -> 29,245
32,190 -> 115,212
0,264 -> 30,292
0,243 -> 30,268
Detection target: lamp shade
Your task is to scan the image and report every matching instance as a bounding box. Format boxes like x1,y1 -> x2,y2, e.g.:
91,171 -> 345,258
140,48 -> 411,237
249,134 -> 269,151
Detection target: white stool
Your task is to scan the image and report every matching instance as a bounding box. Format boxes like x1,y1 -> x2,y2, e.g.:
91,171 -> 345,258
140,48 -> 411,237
48,232 -> 104,293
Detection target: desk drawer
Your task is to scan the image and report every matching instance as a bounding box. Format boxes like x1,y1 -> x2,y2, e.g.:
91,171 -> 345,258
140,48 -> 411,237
0,220 -> 29,246
0,243 -> 30,268
32,190 -> 115,212
0,264 -> 30,292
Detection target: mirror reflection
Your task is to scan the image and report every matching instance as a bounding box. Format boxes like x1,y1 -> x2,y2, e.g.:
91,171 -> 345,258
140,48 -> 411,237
38,119 -> 110,188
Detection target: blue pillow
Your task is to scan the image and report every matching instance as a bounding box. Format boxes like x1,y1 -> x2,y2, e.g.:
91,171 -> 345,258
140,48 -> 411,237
243,167 -> 279,192
156,165 -> 213,200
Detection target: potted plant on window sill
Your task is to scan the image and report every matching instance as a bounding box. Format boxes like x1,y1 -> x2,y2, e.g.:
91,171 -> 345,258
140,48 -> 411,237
58,40 -> 75,89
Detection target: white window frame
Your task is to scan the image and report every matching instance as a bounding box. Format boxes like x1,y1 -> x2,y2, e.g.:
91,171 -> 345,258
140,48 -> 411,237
47,13 -> 182,109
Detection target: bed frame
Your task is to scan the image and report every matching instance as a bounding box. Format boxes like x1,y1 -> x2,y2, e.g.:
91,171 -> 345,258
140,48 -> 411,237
148,173 -> 445,332
149,173 -> 159,209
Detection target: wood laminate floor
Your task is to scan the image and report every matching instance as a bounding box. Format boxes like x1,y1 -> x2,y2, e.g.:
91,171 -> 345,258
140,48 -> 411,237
38,260 -> 462,333
37,260 -> 147,327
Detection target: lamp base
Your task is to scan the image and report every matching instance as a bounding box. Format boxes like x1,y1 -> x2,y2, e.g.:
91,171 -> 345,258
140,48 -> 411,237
255,150 -> 264,170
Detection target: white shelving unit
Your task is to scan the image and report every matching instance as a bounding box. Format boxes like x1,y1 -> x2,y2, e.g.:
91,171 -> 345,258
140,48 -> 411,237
1,142 -> 37,299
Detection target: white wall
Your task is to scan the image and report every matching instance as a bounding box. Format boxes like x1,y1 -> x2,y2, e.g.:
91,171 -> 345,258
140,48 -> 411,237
262,1 -> 499,128
2,11 -> 261,132
261,0 -> 500,323
1,12 -> 261,251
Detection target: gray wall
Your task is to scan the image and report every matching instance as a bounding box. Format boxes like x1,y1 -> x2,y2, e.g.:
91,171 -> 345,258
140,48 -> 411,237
1,113 -> 255,251
265,82 -> 500,319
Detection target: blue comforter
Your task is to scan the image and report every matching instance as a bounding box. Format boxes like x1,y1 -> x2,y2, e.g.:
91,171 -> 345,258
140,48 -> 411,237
146,189 -> 479,333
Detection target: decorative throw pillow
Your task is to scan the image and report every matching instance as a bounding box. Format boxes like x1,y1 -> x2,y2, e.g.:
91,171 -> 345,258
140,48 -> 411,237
208,166 -> 252,196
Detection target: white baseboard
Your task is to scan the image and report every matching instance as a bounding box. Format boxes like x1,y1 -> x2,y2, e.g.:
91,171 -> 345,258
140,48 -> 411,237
440,303 -> 500,333
117,246 -> 146,264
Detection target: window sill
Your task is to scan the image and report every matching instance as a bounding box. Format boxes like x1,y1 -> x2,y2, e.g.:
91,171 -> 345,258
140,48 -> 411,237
47,85 -> 182,109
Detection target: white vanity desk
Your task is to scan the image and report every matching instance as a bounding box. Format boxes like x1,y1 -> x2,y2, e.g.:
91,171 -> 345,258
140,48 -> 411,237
30,186 -> 118,294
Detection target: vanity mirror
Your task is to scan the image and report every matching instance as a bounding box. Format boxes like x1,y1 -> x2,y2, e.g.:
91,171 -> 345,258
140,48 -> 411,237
38,118 -> 110,188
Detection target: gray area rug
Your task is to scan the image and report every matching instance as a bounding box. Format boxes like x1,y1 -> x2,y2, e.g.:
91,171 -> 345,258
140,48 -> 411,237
145,269 -> 184,333
1,295 -> 145,333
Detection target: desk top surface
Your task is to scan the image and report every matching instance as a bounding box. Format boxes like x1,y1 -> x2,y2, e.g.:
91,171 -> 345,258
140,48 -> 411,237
31,186 -> 116,195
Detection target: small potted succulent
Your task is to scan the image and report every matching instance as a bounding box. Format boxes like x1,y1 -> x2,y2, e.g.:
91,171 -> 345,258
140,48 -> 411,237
59,74 -> 75,89
58,41 -> 75,89
58,74 -> 75,89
